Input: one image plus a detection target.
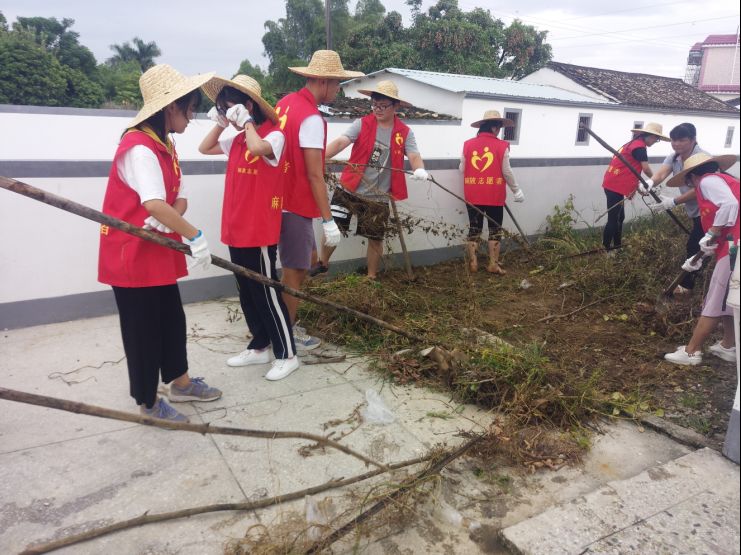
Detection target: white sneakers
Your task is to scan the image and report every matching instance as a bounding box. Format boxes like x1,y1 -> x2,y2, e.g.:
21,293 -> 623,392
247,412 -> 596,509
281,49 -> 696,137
664,346 -> 703,366
226,348 -> 300,380
708,341 -> 737,362
226,348 -> 270,367
265,356 -> 300,381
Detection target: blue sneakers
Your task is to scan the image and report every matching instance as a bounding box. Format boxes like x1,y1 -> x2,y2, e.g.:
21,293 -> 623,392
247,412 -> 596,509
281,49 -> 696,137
140,398 -> 189,423
293,325 -> 321,351
168,377 -> 222,402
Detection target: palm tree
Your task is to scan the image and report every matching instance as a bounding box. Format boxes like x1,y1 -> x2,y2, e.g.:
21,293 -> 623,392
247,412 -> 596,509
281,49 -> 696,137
107,37 -> 161,71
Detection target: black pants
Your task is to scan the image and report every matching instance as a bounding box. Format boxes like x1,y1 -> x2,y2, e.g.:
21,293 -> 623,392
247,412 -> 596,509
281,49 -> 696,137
113,284 -> 187,408
230,245 -> 295,359
467,204 -> 504,240
679,216 -> 705,289
602,189 -> 625,250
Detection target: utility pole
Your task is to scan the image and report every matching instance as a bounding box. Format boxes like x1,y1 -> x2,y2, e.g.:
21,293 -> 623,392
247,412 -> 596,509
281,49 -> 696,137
325,0 -> 333,50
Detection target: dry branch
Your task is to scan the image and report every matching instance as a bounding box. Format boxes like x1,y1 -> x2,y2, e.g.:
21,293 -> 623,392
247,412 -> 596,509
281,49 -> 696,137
537,292 -> 623,322
0,387 -> 385,470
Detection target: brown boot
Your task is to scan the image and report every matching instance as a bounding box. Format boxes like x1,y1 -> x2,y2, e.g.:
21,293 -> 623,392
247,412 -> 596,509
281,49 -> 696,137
487,240 -> 506,274
465,241 -> 478,272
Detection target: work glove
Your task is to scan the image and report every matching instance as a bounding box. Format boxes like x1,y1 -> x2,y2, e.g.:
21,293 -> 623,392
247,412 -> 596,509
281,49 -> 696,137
322,219 -> 342,247
637,178 -> 654,195
186,230 -> 211,272
142,215 -> 172,234
647,195 -> 675,213
411,168 -> 430,181
681,255 -> 703,273
698,232 -> 718,255
512,188 -> 525,203
225,104 -> 253,128
207,106 -> 228,128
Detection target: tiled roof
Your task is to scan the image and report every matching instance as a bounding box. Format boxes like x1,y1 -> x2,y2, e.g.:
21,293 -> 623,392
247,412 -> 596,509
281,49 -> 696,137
344,68 -> 611,104
546,61 -> 737,113
702,34 -> 739,46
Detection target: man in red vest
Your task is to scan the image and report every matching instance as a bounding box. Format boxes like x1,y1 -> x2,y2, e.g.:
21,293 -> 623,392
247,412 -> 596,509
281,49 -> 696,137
276,50 -> 364,349
316,80 -> 430,279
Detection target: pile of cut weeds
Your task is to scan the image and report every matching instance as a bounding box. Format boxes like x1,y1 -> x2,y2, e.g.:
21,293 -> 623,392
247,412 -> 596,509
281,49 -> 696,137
299,202 -> 736,460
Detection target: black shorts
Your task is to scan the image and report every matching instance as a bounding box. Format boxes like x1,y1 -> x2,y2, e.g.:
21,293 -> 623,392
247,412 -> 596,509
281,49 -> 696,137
330,187 -> 390,241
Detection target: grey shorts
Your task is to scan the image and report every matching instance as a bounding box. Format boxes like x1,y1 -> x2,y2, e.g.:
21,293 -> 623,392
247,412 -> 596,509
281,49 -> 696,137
278,212 -> 316,270
701,255 -> 733,318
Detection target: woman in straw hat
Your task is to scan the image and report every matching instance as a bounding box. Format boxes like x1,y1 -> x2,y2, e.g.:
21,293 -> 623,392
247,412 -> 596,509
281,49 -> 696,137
601,122 -> 669,253
645,123 -> 710,295
98,64 -> 222,422
663,153 -> 739,366
318,79 -> 429,279
460,110 -> 525,274
275,50 -> 363,349
198,75 -> 299,381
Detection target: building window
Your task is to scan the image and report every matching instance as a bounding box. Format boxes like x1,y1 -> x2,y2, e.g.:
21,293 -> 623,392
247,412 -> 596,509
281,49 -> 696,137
725,126 -> 735,148
503,108 -> 521,144
576,113 -> 592,145
633,121 -> 644,130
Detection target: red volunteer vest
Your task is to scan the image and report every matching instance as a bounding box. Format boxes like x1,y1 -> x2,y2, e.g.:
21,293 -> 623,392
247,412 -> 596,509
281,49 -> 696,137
98,129 -> 187,287
602,138 -> 646,196
462,133 -> 510,206
222,123 -> 284,247
340,114 -> 411,201
275,88 -> 326,218
696,173 -> 740,260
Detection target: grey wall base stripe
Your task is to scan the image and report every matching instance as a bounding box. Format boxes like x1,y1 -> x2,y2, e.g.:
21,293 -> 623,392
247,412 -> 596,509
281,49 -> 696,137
2,157 -> 666,179
1,245 -> 467,330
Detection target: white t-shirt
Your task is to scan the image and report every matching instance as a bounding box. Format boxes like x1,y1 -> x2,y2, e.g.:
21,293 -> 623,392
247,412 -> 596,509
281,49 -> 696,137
299,114 -> 325,149
699,174 -> 739,228
218,130 -> 286,167
116,145 -> 188,202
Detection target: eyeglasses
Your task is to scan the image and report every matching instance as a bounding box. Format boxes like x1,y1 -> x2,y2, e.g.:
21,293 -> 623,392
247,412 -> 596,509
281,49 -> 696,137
371,102 -> 393,111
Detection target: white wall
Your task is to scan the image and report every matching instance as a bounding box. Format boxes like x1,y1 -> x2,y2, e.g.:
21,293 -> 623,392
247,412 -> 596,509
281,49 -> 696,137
519,68 -> 609,101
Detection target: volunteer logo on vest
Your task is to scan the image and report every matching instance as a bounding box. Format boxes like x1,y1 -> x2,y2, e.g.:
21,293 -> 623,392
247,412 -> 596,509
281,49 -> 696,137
471,147 -> 494,172
276,105 -> 289,130
394,132 -> 404,146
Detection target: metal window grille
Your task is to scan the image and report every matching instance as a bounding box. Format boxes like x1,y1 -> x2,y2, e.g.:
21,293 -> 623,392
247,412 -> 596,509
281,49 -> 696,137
503,110 -> 520,143
725,126 -> 735,148
576,114 -> 592,144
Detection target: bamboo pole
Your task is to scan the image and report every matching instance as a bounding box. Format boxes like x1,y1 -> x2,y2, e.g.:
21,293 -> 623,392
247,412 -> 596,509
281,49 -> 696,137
0,387 -> 385,469
389,196 -> 415,280
19,452 -> 432,554
578,124 -> 690,235
0,176 -> 427,344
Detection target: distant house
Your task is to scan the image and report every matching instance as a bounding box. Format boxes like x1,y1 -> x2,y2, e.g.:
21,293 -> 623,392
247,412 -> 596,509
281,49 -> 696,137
683,33 -> 740,102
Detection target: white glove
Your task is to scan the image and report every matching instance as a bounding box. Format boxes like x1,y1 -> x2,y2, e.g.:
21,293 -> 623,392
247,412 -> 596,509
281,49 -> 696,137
207,106 -> 228,128
647,195 -> 675,213
142,215 -> 172,234
186,231 -> 211,271
681,255 -> 703,273
637,178 -> 654,195
225,104 -> 253,128
512,188 -> 525,203
412,168 -> 430,181
698,232 -> 718,254
322,219 -> 342,247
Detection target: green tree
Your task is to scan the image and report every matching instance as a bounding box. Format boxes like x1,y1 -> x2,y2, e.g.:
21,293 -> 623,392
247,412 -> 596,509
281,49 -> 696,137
0,31 -> 67,105
0,11 -> 8,32
97,61 -> 142,108
499,20 -> 552,79
107,37 -> 161,72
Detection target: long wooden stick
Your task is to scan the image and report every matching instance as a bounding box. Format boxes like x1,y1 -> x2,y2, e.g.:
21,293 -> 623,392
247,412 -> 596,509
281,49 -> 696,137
662,251 -> 706,297
0,176 -> 427,344
389,197 -> 415,280
304,434 -> 484,553
578,125 -> 690,235
19,453 -> 432,555
0,387 -> 385,469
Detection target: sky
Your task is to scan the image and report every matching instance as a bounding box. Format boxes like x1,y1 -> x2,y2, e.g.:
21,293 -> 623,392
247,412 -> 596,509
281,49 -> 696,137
2,1 -> 739,80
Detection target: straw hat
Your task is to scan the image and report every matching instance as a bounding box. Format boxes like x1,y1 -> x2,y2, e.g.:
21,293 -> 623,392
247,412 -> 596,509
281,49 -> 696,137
630,122 -> 670,141
666,153 -> 738,187
128,64 -> 215,129
470,110 -> 514,129
288,50 -> 364,80
357,80 -> 411,107
202,74 -> 278,124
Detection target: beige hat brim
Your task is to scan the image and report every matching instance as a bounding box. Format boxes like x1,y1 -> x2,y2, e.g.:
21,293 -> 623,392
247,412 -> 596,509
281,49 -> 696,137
471,117 -> 514,129
630,128 -> 670,141
357,88 -> 411,107
202,76 -> 278,124
128,72 -> 215,129
666,154 -> 738,187
288,66 -> 365,80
